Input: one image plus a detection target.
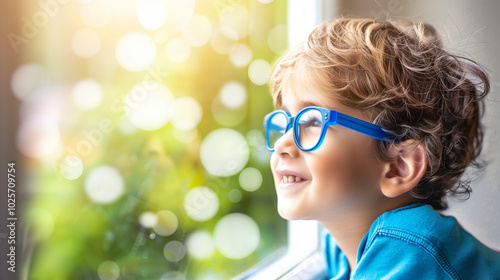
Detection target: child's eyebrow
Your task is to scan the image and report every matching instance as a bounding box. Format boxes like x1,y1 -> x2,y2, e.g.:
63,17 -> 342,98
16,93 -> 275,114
301,101 -> 321,109
279,101 -> 321,114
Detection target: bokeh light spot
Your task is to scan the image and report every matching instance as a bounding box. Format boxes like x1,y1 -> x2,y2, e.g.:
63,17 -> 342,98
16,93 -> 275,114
72,79 -> 103,110
165,37 -> 191,63
153,210 -> 178,236
200,129 -> 249,177
239,167 -> 263,192
97,260 -> 120,280
219,81 -> 247,109
138,0 -> 167,30
11,63 -> 49,100
60,156 -> 84,180
19,86 -> 63,123
115,32 -> 156,72
182,14 -> 212,47
17,116 -> 60,159
172,97 -> 202,130
124,81 -> 175,131
268,25 -> 288,54
248,59 -> 271,85
184,186 -> 219,222
84,166 -> 124,204
229,44 -> 253,67
139,211 -> 158,228
185,230 -> 215,259
228,189 -> 242,203
71,29 -> 101,58
163,240 -> 186,262
214,213 -> 260,259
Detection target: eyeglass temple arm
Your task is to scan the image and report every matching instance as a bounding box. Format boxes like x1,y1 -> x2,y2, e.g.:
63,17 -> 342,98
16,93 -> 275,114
333,111 -> 396,142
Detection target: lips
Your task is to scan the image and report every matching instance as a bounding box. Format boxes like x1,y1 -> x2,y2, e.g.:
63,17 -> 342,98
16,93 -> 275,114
276,168 -> 307,185
282,175 -> 306,184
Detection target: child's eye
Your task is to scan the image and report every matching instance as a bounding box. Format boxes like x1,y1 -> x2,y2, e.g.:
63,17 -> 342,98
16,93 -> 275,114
299,114 -> 322,128
305,119 -> 321,127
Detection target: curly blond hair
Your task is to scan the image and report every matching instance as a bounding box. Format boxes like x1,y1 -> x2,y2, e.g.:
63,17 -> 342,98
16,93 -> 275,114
270,18 -> 490,210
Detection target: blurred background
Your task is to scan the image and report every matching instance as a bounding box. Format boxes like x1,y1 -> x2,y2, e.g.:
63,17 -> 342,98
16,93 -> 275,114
1,0 -> 288,279
1,0 -> 500,280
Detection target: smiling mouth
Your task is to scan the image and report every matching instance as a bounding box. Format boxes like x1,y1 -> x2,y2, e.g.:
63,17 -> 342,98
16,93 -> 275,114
282,175 -> 306,184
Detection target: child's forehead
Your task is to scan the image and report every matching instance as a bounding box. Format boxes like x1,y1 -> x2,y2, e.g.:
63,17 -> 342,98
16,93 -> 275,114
277,65 -> 371,121
280,80 -> 341,116
279,65 -> 334,108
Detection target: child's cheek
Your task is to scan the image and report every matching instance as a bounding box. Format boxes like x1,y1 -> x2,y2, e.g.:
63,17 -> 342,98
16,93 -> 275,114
270,153 -> 280,180
270,152 -> 278,168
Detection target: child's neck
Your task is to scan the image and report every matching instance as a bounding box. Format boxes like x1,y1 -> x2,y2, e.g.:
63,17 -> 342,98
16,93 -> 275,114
321,211 -> 378,269
320,198 -> 417,270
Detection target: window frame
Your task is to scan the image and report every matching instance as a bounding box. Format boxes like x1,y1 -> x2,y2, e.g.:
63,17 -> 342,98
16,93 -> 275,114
233,1 -> 336,279
232,221 -> 325,280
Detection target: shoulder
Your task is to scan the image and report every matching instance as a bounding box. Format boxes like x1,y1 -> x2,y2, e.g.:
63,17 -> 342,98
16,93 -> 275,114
354,203 -> 500,279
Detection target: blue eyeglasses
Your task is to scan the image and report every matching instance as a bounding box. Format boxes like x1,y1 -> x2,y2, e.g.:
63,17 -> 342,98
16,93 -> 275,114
263,106 -> 397,152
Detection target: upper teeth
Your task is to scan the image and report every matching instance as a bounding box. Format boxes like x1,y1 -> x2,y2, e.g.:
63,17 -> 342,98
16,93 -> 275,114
283,176 -> 303,183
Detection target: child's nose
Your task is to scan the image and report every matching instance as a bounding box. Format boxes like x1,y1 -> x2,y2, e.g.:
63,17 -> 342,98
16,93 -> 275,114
273,129 -> 299,157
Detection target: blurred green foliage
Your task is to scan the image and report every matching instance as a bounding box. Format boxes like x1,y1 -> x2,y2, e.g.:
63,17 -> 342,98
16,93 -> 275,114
21,0 -> 288,279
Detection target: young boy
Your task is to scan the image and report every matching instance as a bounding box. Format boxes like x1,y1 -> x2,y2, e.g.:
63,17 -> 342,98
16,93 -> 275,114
264,18 -> 500,279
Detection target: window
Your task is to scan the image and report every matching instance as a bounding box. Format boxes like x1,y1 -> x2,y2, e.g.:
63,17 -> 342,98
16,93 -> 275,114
13,0 -> 290,279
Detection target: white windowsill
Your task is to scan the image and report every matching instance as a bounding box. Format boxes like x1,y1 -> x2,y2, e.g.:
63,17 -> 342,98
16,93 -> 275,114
232,220 -> 326,280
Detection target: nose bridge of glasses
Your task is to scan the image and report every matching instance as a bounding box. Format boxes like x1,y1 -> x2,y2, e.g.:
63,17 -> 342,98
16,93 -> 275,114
286,115 -> 295,133
271,116 -> 296,151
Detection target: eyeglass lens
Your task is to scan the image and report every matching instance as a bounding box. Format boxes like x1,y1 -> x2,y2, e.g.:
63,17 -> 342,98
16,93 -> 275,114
297,109 -> 323,150
267,108 -> 324,150
267,113 -> 287,149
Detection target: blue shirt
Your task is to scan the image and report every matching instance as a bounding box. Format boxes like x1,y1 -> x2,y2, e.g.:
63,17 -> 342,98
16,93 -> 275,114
324,203 -> 500,279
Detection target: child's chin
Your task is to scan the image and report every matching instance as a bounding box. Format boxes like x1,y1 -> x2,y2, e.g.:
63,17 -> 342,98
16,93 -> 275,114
277,203 -> 304,220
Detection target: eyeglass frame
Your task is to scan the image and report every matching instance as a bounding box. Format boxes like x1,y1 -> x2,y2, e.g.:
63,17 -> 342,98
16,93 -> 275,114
263,106 -> 398,152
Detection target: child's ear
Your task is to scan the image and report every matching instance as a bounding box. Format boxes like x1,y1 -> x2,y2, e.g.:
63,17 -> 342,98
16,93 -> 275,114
380,140 -> 427,198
